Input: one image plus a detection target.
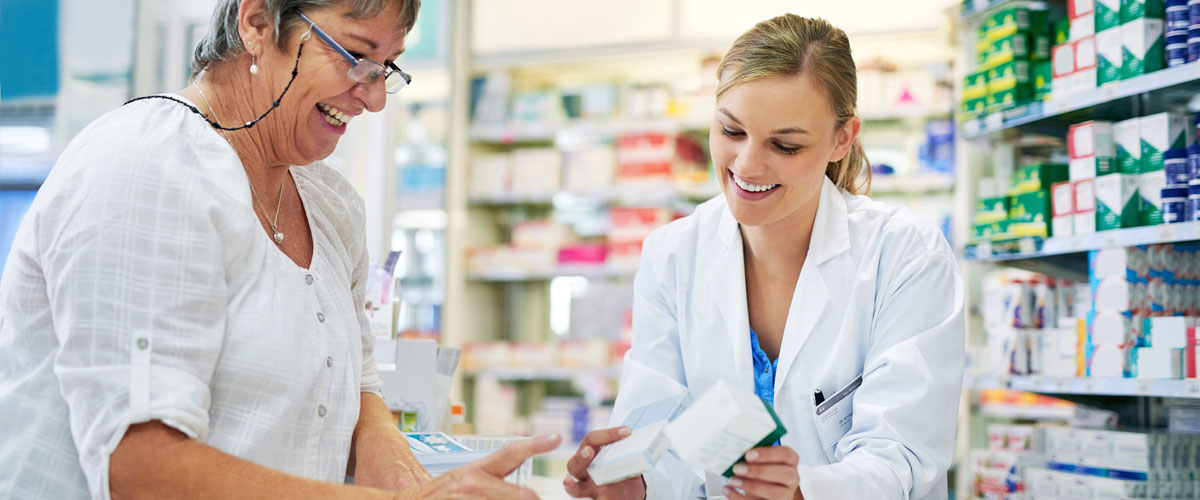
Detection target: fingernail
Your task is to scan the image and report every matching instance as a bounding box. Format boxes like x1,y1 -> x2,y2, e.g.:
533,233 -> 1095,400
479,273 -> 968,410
724,486 -> 736,495
538,433 -> 560,445
746,451 -> 759,461
618,426 -> 632,436
580,447 -> 592,459
729,478 -> 742,487
733,464 -> 748,475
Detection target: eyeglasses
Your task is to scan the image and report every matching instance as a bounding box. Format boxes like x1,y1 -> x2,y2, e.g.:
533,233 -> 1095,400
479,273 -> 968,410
297,11 -> 411,94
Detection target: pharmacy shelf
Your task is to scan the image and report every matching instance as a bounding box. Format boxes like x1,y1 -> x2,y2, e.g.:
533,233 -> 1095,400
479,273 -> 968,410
467,267 -> 636,282
468,184 -> 721,207
962,62 -> 1200,139
968,374 -> 1200,398
965,222 -> 1200,280
960,0 -> 1050,22
870,174 -> 956,196
469,118 -> 708,144
464,366 -> 622,381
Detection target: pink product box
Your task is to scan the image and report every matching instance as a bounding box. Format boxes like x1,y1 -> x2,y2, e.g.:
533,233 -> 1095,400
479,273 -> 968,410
557,245 -> 608,266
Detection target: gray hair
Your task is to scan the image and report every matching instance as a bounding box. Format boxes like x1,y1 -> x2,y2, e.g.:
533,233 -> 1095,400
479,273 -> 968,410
191,0 -> 420,74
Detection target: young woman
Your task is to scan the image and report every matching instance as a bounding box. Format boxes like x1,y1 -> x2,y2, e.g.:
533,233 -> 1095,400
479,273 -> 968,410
564,14 -> 964,500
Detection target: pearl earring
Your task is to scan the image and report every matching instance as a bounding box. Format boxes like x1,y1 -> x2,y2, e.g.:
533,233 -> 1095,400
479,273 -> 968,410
250,55 -> 259,75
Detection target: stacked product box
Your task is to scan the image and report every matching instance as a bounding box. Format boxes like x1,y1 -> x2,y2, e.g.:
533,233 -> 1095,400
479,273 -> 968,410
1069,121 -> 1116,235
1029,427 -> 1200,499
1097,0 -> 1128,85
979,6 -> 1052,112
1010,163 -> 1069,239
972,423 -> 1046,499
982,270 -> 1089,377
1178,113 -> 1200,223
1087,247 -> 1147,377
1141,112 -> 1194,225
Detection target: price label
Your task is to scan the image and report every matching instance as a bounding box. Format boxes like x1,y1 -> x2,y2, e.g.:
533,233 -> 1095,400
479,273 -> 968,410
1137,379 -> 1154,395
1100,84 -> 1120,101
1157,225 -> 1174,242
985,113 -> 1004,131
1186,381 -> 1200,397
1019,238 -> 1037,254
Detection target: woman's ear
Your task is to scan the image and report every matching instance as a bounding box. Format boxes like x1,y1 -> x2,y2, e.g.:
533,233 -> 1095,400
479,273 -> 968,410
827,116 -> 861,163
237,0 -> 274,55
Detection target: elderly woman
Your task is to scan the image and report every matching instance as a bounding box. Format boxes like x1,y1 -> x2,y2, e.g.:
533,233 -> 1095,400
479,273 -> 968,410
0,0 -> 558,498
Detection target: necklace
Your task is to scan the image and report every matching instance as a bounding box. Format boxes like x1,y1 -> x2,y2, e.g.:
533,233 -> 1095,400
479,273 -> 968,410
193,78 -> 287,245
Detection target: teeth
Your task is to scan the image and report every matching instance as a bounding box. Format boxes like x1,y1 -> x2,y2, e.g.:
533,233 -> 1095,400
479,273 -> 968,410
318,103 -> 349,126
733,175 -> 778,193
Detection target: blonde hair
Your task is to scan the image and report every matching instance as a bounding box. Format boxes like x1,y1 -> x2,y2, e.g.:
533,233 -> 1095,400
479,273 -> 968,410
716,14 -> 870,194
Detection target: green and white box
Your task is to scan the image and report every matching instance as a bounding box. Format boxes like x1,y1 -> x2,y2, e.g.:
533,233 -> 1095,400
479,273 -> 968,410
1139,172 -> 1165,226
1096,28 -> 1123,85
1121,18 -> 1165,79
1120,0 -> 1165,22
1115,118 -> 1142,174
1097,0 -> 1122,30
1095,173 -> 1141,230
1139,112 -> 1190,173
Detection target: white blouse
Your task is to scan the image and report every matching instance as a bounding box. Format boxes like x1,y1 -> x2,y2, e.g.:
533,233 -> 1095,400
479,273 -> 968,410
0,96 -> 383,499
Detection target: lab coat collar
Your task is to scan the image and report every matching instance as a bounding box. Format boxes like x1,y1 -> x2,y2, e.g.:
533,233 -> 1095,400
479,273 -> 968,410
710,176 -> 852,393
715,176 -> 852,265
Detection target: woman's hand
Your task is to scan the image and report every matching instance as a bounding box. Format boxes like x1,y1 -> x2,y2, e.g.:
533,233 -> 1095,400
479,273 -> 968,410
723,446 -> 804,500
561,426 -> 646,500
397,434 -> 562,500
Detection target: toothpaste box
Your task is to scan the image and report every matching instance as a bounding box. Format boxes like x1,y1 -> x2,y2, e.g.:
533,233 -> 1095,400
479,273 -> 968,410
1121,18 -> 1165,78
1139,172 -> 1166,225
1069,120 -> 1117,179
1097,0 -> 1122,31
1096,28 -> 1123,85
1075,178 -> 1098,234
1140,112 -> 1191,173
1095,173 -> 1141,229
1115,117 -> 1142,174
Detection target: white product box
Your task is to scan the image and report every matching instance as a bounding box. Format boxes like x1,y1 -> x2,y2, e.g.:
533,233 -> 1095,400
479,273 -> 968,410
1072,12 -> 1097,40
1122,19 -> 1165,77
562,147 -> 616,194
1115,118 -> 1142,174
470,153 -> 512,198
1075,178 -> 1098,234
1139,112 -> 1191,173
1041,328 -> 1081,377
1069,120 -> 1116,178
1088,342 -> 1129,377
1053,181 -> 1076,237
1145,317 -> 1200,348
1095,173 -> 1140,230
1053,216 -> 1076,238
1091,309 -> 1131,344
1134,347 -> 1184,378
1095,28 -> 1123,85
588,420 -> 670,485
663,380 -> 785,476
510,148 -> 562,197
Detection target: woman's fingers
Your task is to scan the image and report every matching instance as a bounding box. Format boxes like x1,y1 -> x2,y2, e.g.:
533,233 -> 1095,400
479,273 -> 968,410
730,463 -> 798,486
565,426 -> 632,478
478,434 -> 561,478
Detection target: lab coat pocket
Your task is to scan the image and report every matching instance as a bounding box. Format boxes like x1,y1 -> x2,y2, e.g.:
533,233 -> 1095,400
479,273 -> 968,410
813,375 -> 862,460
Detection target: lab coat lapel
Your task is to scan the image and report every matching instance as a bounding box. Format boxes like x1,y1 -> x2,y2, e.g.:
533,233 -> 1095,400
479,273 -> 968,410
774,178 -> 851,389
707,204 -> 755,392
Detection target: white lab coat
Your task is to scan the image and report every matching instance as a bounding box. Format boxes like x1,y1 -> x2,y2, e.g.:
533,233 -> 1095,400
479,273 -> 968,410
612,177 -> 965,500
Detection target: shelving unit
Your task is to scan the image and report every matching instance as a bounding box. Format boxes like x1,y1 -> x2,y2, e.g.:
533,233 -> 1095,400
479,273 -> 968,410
968,375 -> 1200,399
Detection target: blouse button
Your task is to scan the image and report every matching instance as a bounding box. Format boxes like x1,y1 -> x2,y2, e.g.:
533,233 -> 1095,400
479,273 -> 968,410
136,338 -> 149,350
317,312 -> 326,323
305,274 -> 314,285
317,405 -> 327,417
326,356 -> 333,368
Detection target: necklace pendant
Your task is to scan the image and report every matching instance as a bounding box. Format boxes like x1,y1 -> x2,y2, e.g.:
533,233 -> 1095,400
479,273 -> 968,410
274,231 -> 285,244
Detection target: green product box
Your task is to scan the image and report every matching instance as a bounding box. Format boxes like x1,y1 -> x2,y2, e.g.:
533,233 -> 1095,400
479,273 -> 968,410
1121,18 -> 1165,79
1010,163 -> 1070,195
1034,34 -> 1052,61
1139,112 -> 1191,173
962,98 -> 987,117
987,34 -> 1032,68
1138,172 -> 1165,226
963,70 -> 989,101
986,85 -> 1033,112
1097,0 -> 1122,31
1095,173 -> 1141,230
1012,221 -> 1051,238
1054,18 -> 1072,45
1096,28 -> 1123,85
975,220 -> 1015,241
1009,190 -> 1053,224
1115,118 -> 1142,174
1034,61 -> 1053,97
986,60 -> 1032,86
988,7 -> 1049,42
1121,0 -> 1165,23
975,196 -> 1011,224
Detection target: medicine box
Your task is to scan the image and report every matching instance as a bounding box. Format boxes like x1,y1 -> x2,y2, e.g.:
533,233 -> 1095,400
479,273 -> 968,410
1034,60 -> 1053,98
1010,190 -> 1053,224
1011,163 -> 1069,195
963,70 -> 989,101
1087,341 -> 1131,377
1140,112 -> 1191,173
663,380 -> 786,477
1120,0 -> 1166,23
975,196 -> 1010,224
587,420 -> 670,486
1096,0 -> 1122,31
1090,309 -> 1132,344
987,7 -> 1049,42
1121,18 -> 1165,79
1075,178 -> 1098,234
1068,120 -> 1117,179
1095,173 -> 1141,229
1096,28 -> 1123,85
1053,181 -> 1076,237
1139,172 -> 1166,226
1144,317 -> 1200,348
1133,346 -> 1184,378
1115,118 -> 1142,174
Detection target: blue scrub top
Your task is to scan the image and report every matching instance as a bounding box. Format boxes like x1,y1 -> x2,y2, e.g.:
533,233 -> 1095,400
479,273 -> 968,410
749,326 -> 778,405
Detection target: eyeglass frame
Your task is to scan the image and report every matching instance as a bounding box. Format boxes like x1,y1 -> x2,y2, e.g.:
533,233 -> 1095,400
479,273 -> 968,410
295,11 -> 412,93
